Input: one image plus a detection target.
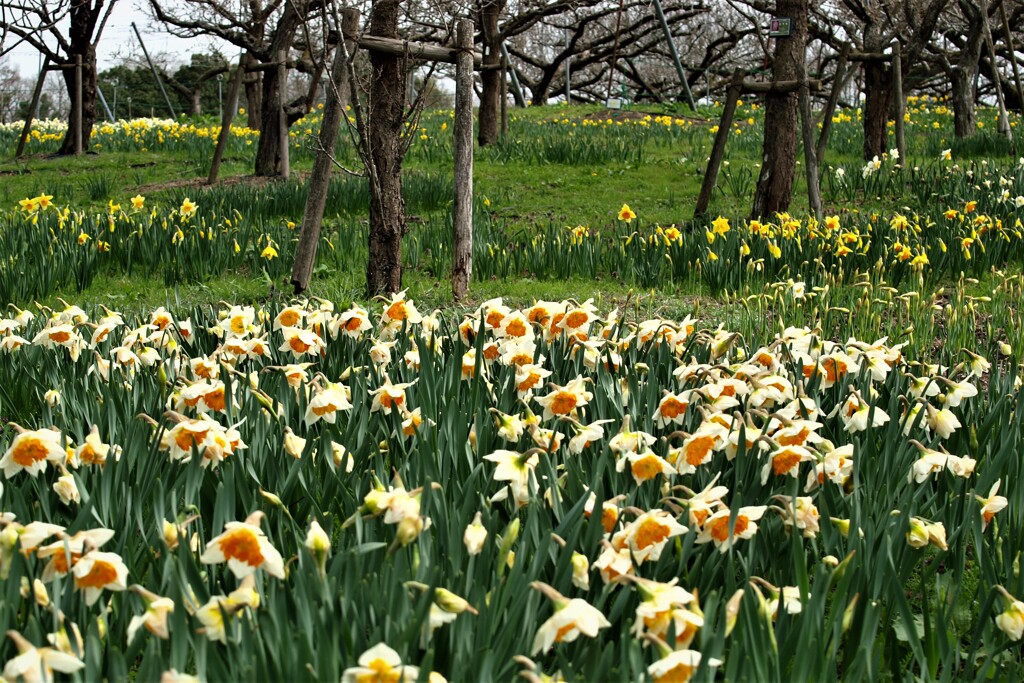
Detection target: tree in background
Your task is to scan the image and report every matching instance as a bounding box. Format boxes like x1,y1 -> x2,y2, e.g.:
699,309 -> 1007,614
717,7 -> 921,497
149,0 -> 327,176
0,0 -> 120,154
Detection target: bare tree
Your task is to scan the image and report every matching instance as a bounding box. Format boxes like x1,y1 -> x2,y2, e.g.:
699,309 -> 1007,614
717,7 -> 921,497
0,0 -> 118,154
149,0 -> 330,176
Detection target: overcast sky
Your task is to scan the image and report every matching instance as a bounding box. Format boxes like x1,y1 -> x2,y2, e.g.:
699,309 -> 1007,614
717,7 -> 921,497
3,0 -> 229,78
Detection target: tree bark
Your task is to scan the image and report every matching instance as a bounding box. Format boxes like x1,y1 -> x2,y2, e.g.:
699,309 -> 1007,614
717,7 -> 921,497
244,53 -> 263,131
366,0 -> 406,295
477,0 -> 505,146
252,0 -> 313,177
861,58 -> 892,160
750,0 -> 806,219
949,4 -> 985,138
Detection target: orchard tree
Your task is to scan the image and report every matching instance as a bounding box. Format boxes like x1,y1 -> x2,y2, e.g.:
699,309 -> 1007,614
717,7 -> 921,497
0,0 -> 119,154
149,0 -> 328,176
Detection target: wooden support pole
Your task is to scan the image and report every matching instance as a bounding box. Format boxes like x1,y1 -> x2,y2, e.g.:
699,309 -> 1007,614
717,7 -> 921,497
132,22 -> 177,119
892,43 -> 905,161
980,0 -> 1013,140
452,19 -> 474,300
277,49 -> 290,179
207,60 -> 245,184
500,43 -> 527,107
291,8 -> 360,294
500,52 -> 508,138
798,56 -> 822,218
816,43 -> 850,164
999,0 -> 1024,112
357,34 -> 481,66
740,78 -> 822,94
74,55 -> 83,155
15,58 -> 48,158
694,69 -> 744,218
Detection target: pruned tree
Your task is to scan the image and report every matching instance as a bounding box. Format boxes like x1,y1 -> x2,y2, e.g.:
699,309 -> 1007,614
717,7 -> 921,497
165,51 -> 230,116
812,0 -> 950,159
506,0 -> 711,106
0,0 -> 119,154
149,0 -> 329,176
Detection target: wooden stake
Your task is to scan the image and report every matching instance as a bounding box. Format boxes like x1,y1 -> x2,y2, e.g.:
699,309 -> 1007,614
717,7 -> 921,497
892,43 -> 905,161
74,55 -> 83,155
694,69 -> 744,218
452,19 -> 474,300
980,0 -> 1013,139
208,61 -> 244,184
798,54 -> 822,218
291,8 -> 360,294
500,52 -> 508,139
815,43 -> 850,164
278,49 -> 291,178
15,58 -> 48,158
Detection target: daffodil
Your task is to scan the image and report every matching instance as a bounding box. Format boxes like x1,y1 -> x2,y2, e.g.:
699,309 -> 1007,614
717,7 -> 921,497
618,203 -> 636,222
200,511 -> 285,579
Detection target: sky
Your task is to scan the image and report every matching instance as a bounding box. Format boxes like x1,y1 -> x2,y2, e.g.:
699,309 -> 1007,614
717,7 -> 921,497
3,0 -> 229,78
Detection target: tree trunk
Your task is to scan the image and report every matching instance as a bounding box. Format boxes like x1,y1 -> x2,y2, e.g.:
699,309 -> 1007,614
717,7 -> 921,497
861,59 -> 892,160
750,0 -> 806,219
950,65 -> 976,138
950,5 -> 985,139
253,0 -> 307,177
477,0 -> 505,146
191,90 -> 202,116
254,67 -> 285,176
57,49 -> 97,155
244,53 -> 263,131
366,0 -> 406,295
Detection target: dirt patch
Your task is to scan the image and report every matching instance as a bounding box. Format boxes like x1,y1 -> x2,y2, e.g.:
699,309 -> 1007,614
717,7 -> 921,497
134,172 -> 307,195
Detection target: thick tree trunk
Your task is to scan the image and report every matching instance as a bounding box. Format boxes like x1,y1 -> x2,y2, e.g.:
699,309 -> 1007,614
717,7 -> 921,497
366,0 -> 406,295
750,0 -> 806,219
254,67 -> 285,176
949,6 -> 984,139
950,65 -> 976,138
253,0 -> 308,177
58,49 -> 97,155
477,0 -> 505,146
861,59 -> 892,160
191,90 -> 202,116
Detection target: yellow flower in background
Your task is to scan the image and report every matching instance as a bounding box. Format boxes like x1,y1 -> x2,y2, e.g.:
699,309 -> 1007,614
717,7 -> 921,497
131,195 -> 145,210
618,203 -> 636,223
261,245 -> 279,260
77,232 -> 91,245
180,197 -> 197,217
34,194 -> 54,210
711,215 -> 731,235
940,149 -> 952,161
18,197 -> 37,212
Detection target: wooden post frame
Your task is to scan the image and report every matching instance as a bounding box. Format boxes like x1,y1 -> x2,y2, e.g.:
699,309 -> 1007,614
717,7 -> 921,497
291,10 -> 483,297
451,19 -> 475,300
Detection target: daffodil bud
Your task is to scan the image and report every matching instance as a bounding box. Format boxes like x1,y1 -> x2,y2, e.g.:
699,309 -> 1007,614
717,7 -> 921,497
305,519 -> 331,575
906,517 -> 929,549
463,512 -> 487,556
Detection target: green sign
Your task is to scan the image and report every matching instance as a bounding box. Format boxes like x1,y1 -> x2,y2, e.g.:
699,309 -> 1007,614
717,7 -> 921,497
769,17 -> 792,37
